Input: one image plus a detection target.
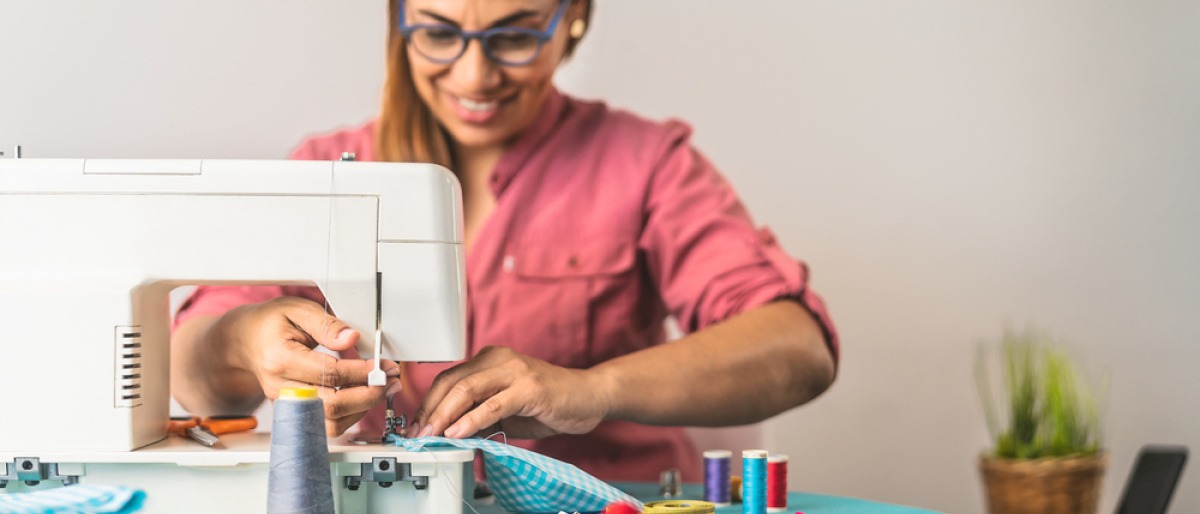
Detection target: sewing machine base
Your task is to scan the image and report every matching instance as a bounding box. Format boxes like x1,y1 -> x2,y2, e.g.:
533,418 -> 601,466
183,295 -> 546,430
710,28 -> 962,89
0,433 -> 476,513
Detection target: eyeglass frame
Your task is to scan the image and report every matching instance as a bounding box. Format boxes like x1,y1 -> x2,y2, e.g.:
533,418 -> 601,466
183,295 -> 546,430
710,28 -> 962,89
397,0 -> 571,66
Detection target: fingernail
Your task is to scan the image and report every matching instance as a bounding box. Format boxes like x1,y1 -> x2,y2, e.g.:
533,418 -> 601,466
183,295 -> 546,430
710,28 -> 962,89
444,424 -> 461,438
386,367 -> 400,377
406,423 -> 419,437
386,381 -> 402,397
337,328 -> 354,344
419,425 -> 433,438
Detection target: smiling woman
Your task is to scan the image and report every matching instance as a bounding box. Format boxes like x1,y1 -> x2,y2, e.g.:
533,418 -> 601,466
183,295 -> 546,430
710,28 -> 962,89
379,0 -> 590,166
170,0 -> 839,482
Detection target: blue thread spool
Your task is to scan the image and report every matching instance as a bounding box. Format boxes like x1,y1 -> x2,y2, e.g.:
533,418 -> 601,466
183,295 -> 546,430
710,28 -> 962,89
742,449 -> 768,514
704,450 -> 732,506
268,387 -> 334,514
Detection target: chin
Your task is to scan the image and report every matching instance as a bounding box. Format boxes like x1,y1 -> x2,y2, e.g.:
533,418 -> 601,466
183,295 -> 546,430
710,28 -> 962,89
445,126 -> 514,150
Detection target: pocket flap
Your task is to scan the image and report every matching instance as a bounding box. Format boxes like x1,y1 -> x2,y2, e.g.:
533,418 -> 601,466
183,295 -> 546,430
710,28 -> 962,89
513,238 -> 636,278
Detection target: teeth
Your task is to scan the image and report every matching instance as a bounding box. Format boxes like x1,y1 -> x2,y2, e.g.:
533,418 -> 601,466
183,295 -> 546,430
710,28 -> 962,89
457,97 -> 498,112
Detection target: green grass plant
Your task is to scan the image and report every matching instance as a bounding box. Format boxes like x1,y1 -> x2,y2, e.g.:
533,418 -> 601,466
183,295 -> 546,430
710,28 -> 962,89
976,327 -> 1103,459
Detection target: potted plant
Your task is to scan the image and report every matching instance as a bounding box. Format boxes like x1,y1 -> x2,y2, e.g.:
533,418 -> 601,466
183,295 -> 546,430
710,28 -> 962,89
975,327 -> 1106,514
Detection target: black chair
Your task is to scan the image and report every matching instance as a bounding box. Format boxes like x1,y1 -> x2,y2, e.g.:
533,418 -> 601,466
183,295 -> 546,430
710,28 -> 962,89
1115,445 -> 1187,514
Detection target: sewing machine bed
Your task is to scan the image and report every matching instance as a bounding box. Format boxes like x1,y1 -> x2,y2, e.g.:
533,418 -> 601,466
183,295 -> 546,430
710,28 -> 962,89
0,433 -> 475,513
0,432 -> 466,466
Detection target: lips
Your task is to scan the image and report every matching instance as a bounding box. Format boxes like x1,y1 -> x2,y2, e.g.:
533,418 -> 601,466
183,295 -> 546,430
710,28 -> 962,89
457,97 -> 498,112
447,93 -> 507,124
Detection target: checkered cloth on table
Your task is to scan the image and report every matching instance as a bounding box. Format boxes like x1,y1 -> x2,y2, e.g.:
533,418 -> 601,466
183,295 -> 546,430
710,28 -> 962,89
394,436 -> 641,514
0,484 -> 145,514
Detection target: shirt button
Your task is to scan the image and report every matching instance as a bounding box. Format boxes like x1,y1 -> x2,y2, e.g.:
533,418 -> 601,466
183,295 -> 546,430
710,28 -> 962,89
568,256 -> 579,268
503,255 -> 515,272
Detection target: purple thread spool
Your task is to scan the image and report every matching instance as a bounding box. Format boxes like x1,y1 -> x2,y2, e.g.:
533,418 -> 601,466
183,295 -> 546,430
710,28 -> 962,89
704,449 -> 732,506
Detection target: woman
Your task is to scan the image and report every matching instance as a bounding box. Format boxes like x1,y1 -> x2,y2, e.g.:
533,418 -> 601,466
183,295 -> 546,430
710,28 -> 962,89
171,0 -> 838,481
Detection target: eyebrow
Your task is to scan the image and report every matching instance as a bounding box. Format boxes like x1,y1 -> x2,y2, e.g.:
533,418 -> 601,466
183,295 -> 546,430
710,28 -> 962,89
418,9 -> 542,30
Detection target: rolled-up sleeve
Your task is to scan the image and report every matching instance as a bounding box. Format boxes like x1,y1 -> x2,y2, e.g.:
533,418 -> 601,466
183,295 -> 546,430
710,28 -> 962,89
637,123 -> 839,361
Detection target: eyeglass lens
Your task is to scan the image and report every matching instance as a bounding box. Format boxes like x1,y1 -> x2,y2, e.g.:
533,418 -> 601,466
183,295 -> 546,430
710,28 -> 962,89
410,27 -> 542,65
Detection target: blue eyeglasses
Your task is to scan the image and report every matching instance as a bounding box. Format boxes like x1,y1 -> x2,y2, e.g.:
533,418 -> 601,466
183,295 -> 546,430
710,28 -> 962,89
398,0 -> 570,67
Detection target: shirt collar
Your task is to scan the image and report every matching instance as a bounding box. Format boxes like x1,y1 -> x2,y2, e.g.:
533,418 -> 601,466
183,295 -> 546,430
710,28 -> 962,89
488,86 -> 568,196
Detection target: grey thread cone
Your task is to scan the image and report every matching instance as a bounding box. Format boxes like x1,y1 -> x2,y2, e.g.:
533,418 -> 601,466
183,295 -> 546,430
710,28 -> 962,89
268,393 -> 334,514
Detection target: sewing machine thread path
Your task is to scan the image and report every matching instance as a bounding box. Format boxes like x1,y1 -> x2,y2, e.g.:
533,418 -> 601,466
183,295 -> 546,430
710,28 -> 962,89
0,159 -> 472,512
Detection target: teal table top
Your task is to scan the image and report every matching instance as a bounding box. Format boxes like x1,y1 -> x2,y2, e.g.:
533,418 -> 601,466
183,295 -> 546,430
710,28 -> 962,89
474,482 -> 942,514
615,483 -> 940,514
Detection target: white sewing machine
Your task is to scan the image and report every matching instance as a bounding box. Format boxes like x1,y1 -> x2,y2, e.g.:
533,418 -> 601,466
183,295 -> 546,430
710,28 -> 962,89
0,158 -> 475,512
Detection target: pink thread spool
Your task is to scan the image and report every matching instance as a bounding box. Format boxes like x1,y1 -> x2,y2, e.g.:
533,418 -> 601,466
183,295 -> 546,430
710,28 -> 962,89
766,454 -> 788,512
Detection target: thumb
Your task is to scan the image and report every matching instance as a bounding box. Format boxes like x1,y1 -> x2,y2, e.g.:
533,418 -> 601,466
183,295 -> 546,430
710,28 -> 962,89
282,299 -> 360,352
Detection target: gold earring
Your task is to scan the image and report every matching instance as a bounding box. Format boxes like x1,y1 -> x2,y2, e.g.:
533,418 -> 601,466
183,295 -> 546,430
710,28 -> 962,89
569,18 -> 587,39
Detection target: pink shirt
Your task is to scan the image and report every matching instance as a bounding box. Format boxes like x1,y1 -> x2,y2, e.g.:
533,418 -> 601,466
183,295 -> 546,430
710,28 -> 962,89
175,88 -> 837,482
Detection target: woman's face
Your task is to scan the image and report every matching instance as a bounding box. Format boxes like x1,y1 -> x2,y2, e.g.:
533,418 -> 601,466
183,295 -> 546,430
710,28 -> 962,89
403,0 -> 578,151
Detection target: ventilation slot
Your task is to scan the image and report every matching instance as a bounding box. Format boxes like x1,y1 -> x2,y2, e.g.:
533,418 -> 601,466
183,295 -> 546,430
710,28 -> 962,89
115,327 -> 144,407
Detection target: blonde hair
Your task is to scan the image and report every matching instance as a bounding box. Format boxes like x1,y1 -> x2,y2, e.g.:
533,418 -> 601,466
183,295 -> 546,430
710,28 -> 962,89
375,0 -> 592,167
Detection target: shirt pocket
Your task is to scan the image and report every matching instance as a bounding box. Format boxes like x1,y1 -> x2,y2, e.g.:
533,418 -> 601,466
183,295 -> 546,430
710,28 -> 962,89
503,237 -> 637,369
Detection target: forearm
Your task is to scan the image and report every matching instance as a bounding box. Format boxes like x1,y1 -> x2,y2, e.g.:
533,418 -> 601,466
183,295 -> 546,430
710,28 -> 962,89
170,311 -> 264,416
591,300 -> 835,427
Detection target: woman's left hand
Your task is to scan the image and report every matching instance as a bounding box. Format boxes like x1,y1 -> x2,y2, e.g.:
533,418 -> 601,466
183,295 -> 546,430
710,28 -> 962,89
410,345 -> 612,439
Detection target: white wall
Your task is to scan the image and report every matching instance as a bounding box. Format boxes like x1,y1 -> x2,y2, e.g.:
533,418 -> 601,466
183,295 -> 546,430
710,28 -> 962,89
0,2 -> 386,159
4,1 -> 1198,513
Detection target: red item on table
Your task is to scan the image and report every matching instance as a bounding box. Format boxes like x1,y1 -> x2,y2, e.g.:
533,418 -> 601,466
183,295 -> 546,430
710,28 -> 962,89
604,502 -> 641,514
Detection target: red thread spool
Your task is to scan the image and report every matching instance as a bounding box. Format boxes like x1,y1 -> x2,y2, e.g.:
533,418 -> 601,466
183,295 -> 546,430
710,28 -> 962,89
766,454 -> 788,512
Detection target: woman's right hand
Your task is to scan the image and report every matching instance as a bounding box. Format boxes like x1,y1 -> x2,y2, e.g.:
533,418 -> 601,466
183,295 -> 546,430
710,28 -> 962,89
199,296 -> 401,435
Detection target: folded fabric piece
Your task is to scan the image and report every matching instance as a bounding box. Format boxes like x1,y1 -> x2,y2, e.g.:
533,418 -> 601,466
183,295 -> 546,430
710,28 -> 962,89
391,436 -> 641,514
0,484 -> 145,514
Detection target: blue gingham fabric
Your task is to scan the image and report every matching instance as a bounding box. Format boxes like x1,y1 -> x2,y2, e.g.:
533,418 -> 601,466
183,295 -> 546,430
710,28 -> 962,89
392,436 -> 640,514
0,484 -> 145,513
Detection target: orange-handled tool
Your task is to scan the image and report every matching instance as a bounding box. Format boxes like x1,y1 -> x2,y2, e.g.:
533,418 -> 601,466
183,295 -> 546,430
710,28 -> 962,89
170,416 -> 258,435
169,416 -> 257,447
199,416 -> 258,435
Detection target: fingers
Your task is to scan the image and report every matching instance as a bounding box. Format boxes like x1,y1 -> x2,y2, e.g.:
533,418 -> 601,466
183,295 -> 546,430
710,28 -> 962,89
409,347 -> 608,440
410,347 -> 505,437
262,343 -> 400,390
444,388 -> 524,438
428,369 -> 522,438
270,377 -> 403,436
321,379 -> 400,436
271,297 -> 360,352
327,378 -> 400,419
234,296 -> 405,438
326,414 -> 366,437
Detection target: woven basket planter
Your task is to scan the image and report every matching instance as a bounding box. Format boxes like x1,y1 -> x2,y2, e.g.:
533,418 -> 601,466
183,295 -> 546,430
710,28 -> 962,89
979,453 -> 1106,514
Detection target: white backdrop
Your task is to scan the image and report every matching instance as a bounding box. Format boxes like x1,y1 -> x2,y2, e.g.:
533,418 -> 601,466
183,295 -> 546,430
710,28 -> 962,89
3,1 -> 1198,513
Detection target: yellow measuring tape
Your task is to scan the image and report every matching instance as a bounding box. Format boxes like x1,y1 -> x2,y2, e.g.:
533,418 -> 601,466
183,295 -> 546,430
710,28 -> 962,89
641,500 -> 717,514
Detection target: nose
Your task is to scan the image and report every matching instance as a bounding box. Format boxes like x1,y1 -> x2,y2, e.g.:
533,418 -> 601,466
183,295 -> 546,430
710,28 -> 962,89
447,37 -> 501,91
